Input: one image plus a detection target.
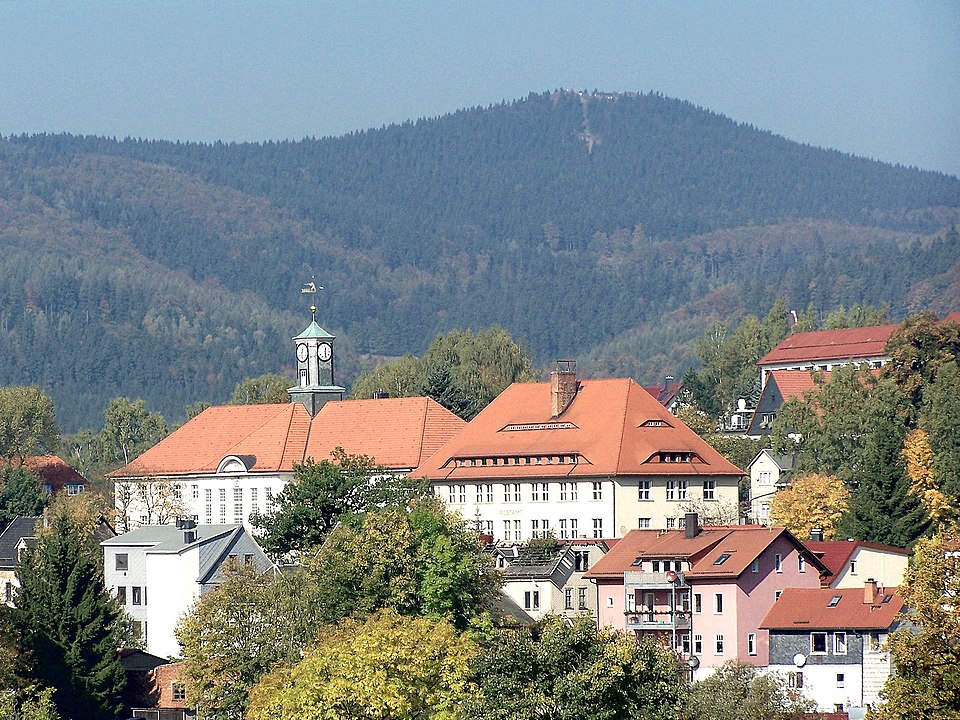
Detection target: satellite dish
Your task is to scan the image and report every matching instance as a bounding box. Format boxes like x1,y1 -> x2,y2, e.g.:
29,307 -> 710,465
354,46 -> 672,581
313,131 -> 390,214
793,653 -> 807,668
666,570 -> 678,583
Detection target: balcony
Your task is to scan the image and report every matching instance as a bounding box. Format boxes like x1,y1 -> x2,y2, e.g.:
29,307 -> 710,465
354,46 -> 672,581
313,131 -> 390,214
624,609 -> 692,631
625,571 -> 687,589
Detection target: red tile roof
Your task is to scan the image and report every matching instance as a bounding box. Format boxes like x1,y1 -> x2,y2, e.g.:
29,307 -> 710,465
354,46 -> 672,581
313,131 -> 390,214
805,540 -> 909,579
110,398 -> 465,478
641,382 -> 683,407
767,369 -> 830,401
412,378 -> 743,481
760,586 -> 903,630
759,325 -> 898,366
15,456 -> 89,492
585,525 -> 828,580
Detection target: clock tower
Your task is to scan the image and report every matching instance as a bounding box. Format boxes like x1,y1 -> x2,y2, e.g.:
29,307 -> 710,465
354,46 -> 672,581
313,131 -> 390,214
288,303 -> 345,415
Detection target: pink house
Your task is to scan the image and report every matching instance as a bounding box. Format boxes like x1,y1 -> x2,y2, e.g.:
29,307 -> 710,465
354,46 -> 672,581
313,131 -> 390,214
585,513 -> 827,676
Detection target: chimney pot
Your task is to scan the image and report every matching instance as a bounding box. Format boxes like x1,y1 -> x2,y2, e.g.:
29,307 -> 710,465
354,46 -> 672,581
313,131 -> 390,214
551,360 -> 578,417
810,527 -> 824,542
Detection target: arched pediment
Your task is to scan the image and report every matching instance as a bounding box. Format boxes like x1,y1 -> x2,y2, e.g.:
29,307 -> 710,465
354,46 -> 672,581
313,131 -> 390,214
216,455 -> 256,474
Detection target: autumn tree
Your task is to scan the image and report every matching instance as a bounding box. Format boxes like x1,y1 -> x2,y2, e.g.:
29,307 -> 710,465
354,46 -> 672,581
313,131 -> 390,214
902,428 -> 956,529
920,360 -> 960,504
872,529 -> 960,720
350,326 -> 537,419
0,685 -> 61,720
684,661 -> 814,720
769,472 -> 849,540
306,499 -> 499,629
228,373 -> 293,405
176,562 -> 324,720
247,610 -> 480,720
0,386 -> 59,462
883,312 -> 960,411
251,447 -> 428,557
8,502 -> 128,720
465,616 -> 686,720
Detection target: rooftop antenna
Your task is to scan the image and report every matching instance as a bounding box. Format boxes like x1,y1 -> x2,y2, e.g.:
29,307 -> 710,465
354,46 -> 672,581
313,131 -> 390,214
300,276 -> 321,321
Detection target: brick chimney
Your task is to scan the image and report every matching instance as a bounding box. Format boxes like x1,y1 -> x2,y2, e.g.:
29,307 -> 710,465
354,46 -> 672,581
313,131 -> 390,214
864,578 -> 878,604
551,360 -> 578,417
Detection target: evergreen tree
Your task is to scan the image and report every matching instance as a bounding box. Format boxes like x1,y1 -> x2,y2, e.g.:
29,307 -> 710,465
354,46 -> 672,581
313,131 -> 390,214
10,508 -> 127,720
0,465 -> 47,527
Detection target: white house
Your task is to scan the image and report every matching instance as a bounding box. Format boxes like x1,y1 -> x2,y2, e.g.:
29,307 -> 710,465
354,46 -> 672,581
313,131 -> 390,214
748,450 -> 796,524
101,520 -> 273,659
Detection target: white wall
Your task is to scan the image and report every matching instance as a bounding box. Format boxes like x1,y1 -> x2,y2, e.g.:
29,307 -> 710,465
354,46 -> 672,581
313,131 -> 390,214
146,548 -> 202,659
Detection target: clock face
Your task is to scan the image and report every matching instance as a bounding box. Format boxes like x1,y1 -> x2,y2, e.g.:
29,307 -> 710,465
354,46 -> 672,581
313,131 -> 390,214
318,342 -> 332,362
296,343 -> 308,362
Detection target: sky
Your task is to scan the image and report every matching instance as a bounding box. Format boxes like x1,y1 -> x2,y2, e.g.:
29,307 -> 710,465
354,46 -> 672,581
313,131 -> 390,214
1,2 -> 958,177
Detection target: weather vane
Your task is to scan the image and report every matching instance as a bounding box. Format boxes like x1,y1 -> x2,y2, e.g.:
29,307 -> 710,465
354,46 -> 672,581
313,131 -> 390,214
300,276 -> 322,321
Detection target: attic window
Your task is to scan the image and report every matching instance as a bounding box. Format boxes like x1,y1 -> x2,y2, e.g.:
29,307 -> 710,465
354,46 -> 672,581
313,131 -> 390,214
827,595 -> 842,608
631,557 -> 643,567
502,422 -> 576,432
881,594 -> 893,604
658,452 -> 695,463
641,419 -> 672,428
713,554 -> 731,566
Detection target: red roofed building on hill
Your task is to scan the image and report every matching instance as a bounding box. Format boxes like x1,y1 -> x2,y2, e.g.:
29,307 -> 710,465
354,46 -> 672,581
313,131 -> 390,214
109,312 -> 465,531
412,361 -> 743,542
760,584 -> 903,714
584,517 -> 827,678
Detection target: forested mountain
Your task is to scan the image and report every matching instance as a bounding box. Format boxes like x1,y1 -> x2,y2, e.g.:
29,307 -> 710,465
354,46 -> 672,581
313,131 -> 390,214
1,90 -> 958,431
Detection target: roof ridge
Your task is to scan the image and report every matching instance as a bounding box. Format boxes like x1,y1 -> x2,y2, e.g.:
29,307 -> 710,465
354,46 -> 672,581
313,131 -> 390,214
613,379 -> 633,474
416,396 -> 429,467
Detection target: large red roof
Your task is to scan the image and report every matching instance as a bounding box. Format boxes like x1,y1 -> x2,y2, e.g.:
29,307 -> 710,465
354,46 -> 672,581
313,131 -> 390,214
758,325 -> 898,366
804,540 -> 909,579
15,456 -> 89,491
411,378 -> 743,481
109,398 -> 465,478
760,586 -> 902,630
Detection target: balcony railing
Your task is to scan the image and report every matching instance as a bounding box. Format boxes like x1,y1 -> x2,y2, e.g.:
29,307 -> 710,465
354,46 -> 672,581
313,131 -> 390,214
624,609 -> 691,630
625,571 -> 688,588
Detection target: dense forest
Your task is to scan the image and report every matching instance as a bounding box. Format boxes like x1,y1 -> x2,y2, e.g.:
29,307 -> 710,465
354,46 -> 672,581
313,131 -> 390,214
1,90 -> 958,430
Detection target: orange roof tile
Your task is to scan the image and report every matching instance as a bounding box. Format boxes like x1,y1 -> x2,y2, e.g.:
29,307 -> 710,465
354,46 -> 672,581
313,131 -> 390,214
584,527 -> 730,579
16,456 -> 88,491
760,586 -> 903,630
305,397 -> 465,469
767,369 -> 830,401
412,378 -> 743,481
109,398 -> 465,478
759,325 -> 898,366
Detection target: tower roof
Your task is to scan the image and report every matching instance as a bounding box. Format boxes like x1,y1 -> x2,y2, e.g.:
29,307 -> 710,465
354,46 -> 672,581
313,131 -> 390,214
293,320 -> 334,340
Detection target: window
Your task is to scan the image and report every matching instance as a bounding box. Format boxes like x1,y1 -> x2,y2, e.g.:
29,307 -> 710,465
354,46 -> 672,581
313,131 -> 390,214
694,634 -> 703,654
265,487 -> 274,513
775,590 -> 782,601
578,587 -> 587,610
524,590 -> 540,611
870,631 -> 883,652
714,593 -> 723,614
834,632 -> 847,655
694,593 -> 702,614
606,596 -> 614,608
513,520 -> 521,540
511,484 -> 520,502
666,480 -> 676,500
503,520 -> 511,539
117,586 -> 126,604
751,558 -> 759,573
715,634 -> 724,654
205,488 -> 213,523
836,673 -> 845,689
219,488 -> 227,524
67,483 -> 84,495
191,484 -> 199,500
531,519 -> 541,539
638,481 -> 651,501
592,482 -> 603,500
172,683 -> 186,702
677,480 -> 688,500
540,483 -> 550,501
115,553 -> 129,571
678,516 -> 686,529
703,480 -> 716,500
811,632 -> 828,654
476,485 -> 484,504
565,588 -> 573,610
569,519 -> 578,538
666,518 -> 676,529
788,672 -> 803,689
132,586 -> 143,606
799,555 -> 806,573
574,551 -> 590,572
485,485 -> 494,503
759,470 -> 772,485
775,553 -> 783,573
244,554 -> 254,566
503,484 -> 512,503
559,519 -> 568,539
592,518 -> 603,538
748,633 -> 757,655
849,560 -> 857,575
638,517 -> 651,529
482,520 -> 493,535
713,554 -> 731,565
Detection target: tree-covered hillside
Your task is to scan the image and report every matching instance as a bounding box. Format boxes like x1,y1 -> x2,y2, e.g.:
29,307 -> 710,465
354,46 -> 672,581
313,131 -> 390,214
1,90 -> 958,430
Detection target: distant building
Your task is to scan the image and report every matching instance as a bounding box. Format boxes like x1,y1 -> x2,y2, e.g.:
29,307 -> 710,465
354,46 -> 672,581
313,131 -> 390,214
806,539 -> 909,589
641,377 -> 684,413
11,455 -> 89,496
747,450 -> 796,524
761,583 -> 902,715
414,361 -> 744,540
102,521 -> 273,658
0,516 -> 39,606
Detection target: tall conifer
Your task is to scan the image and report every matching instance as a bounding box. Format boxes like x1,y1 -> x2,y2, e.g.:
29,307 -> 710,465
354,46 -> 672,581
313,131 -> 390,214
11,510 -> 126,719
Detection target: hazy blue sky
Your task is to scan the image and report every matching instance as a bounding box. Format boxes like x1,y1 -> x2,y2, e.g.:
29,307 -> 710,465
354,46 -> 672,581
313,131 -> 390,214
2,2 -> 958,176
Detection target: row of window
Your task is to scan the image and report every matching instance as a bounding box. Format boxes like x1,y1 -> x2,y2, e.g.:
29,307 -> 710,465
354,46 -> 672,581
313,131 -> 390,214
638,480 -> 716,501
199,486 -> 274,525
448,481 -> 603,505
493,518 -> 606,540
117,585 -> 146,606
455,454 -> 579,468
